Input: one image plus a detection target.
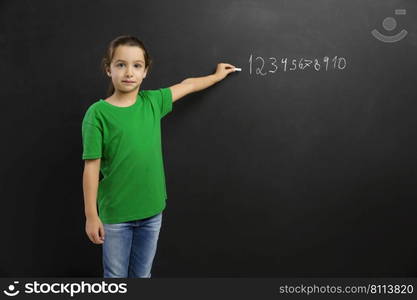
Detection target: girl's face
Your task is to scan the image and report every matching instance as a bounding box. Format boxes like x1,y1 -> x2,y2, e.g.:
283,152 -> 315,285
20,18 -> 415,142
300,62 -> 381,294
106,45 -> 148,93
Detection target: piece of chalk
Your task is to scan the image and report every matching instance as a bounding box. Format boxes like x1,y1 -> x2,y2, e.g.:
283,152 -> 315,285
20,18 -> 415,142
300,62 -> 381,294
234,68 -> 242,71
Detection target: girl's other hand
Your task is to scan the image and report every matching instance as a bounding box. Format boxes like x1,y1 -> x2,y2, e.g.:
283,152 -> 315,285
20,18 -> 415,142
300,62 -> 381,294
86,215 -> 105,245
214,63 -> 237,81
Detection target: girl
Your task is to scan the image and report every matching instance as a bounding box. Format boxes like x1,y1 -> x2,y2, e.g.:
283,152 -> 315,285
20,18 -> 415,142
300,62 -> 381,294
82,35 -> 237,278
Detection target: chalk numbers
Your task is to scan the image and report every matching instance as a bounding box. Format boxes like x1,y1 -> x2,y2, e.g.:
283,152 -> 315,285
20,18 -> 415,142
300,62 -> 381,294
249,54 -> 347,75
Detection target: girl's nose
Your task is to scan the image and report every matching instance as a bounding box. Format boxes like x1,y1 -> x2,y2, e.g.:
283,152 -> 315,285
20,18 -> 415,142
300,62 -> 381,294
126,66 -> 134,76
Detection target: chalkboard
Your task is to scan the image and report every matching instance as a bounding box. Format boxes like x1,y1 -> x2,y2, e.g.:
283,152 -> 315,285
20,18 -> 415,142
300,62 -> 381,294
1,0 -> 416,277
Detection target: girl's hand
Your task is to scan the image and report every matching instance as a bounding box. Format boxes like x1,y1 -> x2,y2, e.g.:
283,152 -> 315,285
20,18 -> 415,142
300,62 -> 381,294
214,63 -> 237,81
86,215 -> 105,245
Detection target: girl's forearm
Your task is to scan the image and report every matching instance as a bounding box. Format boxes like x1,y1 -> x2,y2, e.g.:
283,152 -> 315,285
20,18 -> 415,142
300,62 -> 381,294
83,166 -> 100,219
182,74 -> 221,93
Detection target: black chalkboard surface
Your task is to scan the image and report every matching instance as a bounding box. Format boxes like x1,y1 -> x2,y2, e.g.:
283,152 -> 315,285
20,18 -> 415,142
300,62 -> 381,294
1,0 -> 416,277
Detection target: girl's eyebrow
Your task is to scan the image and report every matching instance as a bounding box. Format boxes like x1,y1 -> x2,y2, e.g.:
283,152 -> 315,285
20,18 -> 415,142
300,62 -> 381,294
114,59 -> 144,63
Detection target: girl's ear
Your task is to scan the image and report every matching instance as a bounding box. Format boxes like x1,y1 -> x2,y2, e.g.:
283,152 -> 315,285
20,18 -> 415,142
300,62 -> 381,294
106,66 -> 111,77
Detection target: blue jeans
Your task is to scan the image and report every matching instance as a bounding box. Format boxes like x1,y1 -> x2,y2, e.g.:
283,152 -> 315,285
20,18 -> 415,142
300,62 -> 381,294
102,212 -> 163,278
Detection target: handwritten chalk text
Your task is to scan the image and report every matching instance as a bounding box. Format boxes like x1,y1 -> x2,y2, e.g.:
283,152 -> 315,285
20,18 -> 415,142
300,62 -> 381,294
249,54 -> 347,75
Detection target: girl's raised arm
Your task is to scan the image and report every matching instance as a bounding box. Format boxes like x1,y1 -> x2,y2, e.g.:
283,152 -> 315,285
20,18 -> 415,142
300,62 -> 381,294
169,63 -> 237,103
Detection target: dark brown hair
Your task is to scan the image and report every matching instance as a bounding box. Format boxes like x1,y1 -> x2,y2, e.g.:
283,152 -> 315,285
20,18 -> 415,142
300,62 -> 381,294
101,35 -> 153,97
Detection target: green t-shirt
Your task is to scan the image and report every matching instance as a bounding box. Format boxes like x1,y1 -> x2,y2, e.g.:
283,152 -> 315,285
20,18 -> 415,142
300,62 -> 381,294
81,88 -> 173,224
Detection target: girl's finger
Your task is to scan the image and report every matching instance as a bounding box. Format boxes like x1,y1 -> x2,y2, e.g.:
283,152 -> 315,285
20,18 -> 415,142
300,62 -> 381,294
99,226 -> 105,240
93,232 -> 101,244
89,233 -> 95,243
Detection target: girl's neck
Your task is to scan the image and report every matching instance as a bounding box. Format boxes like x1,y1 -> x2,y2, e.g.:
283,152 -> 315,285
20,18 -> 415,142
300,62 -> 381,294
107,88 -> 140,105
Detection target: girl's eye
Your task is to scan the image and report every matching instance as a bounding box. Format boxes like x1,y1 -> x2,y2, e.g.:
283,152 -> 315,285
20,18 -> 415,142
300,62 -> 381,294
116,63 -> 141,68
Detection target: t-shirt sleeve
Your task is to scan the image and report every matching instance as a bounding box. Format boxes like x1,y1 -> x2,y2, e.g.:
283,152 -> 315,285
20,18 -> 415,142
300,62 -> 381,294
152,87 -> 173,118
81,107 -> 103,160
